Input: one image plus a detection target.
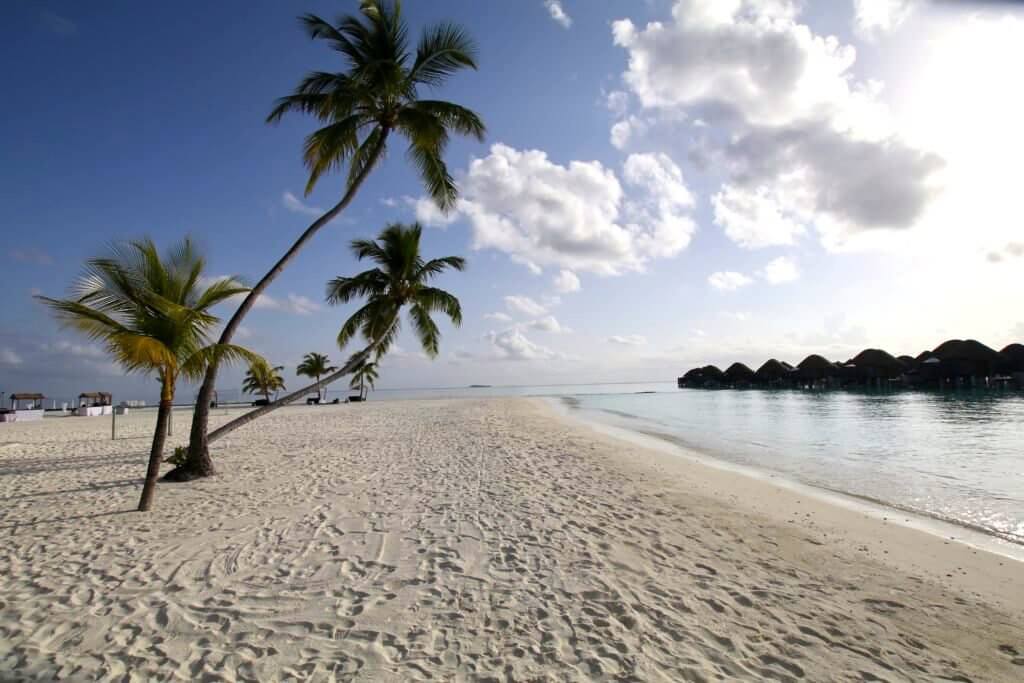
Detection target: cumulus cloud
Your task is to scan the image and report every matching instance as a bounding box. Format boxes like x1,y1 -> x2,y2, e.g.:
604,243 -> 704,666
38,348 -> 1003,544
504,295 -> 548,317
552,269 -> 581,293
608,335 -> 647,346
527,315 -> 569,334
485,328 -> 561,361
0,348 -> 23,366
854,0 -> 918,39
282,191 -> 324,217
708,271 -> 754,291
611,0 -> 942,250
429,144 -> 696,275
544,0 -> 572,29
484,311 -> 513,323
50,340 -> 106,358
407,195 -> 457,228
758,256 -> 800,284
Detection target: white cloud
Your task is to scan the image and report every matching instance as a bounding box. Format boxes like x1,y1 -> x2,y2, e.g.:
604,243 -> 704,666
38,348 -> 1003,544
484,311 -> 513,323
608,335 -> 647,346
759,256 -> 800,284
380,197 -> 398,208
611,1 -> 942,249
504,295 -> 548,317
282,191 -> 324,217
51,340 -> 106,358
434,144 -> 697,275
236,325 -> 253,340
712,184 -> 806,249
708,271 -> 754,291
605,90 -> 631,116
544,0 -> 572,29
485,328 -> 561,361
283,294 -> 321,316
854,0 -> 917,39
407,195 -> 457,228
987,242 -> 1024,264
527,315 -> 569,334
552,269 -> 581,294
0,348 -> 23,366
721,311 -> 752,322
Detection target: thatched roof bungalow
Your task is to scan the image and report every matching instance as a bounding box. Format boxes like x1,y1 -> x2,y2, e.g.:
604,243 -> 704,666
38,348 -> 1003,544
677,365 -> 726,388
796,354 -> 838,381
846,349 -> 906,381
754,359 -> 791,386
930,339 -> 1004,381
999,343 -> 1024,373
723,362 -> 756,387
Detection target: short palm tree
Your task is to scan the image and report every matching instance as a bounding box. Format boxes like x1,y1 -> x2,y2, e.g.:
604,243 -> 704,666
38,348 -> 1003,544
349,359 -> 379,401
38,239 -> 256,512
243,361 -> 287,403
297,352 -> 337,401
184,0 -> 485,478
327,222 -> 465,359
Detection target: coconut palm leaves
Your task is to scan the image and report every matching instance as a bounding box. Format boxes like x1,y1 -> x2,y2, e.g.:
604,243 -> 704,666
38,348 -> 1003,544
327,222 -> 464,359
243,361 -> 287,402
297,352 -> 337,401
266,0 -> 485,202
185,0 -> 485,476
349,359 -> 379,400
37,238 -> 258,511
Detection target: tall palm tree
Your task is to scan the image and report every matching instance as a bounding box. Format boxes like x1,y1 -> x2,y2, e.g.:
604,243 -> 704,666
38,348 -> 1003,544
182,0 -> 485,479
328,222 -> 464,359
349,359 -> 379,400
297,352 -> 337,401
199,223 -> 466,445
38,239 -> 256,511
243,361 -> 287,403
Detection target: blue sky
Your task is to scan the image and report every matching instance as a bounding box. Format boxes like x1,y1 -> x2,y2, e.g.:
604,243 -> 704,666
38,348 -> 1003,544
2,0 -> 1023,403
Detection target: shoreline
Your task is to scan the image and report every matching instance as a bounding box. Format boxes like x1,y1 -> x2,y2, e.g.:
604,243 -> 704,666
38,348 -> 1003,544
1,397 -> 1022,679
550,396 -> 1024,563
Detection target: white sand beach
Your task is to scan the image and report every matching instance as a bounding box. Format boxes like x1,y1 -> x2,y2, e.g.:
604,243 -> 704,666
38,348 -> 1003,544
1,398 -> 1022,681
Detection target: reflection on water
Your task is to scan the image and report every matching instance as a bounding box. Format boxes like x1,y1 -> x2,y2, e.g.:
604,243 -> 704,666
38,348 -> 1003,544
573,387 -> 1024,546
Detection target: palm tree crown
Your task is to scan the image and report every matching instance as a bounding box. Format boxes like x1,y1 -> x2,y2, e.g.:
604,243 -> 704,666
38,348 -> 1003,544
38,239 -> 255,389
243,361 -> 287,401
297,352 -> 337,400
349,359 -> 379,400
266,0 -> 485,203
327,222 -> 464,358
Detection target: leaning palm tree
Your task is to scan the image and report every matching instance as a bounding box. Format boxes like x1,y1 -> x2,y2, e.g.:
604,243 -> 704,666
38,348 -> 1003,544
37,239 -> 256,511
242,361 -> 287,403
349,359 -> 379,401
200,222 -> 465,445
329,222 -> 464,358
181,0 -> 485,479
297,352 -> 337,401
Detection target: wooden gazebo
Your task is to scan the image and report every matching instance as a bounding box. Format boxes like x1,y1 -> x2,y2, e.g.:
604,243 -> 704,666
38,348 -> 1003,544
78,392 -> 112,407
2,393 -> 46,422
9,393 -> 45,409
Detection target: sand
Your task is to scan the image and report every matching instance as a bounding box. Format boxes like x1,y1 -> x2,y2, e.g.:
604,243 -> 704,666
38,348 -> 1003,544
0,398 -> 1022,681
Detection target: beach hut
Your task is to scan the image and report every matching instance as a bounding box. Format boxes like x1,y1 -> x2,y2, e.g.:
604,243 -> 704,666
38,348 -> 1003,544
753,359 -> 792,387
2,393 -> 46,422
796,355 -> 839,387
845,349 -> 906,386
76,392 -> 113,417
677,367 -> 704,388
723,362 -> 756,387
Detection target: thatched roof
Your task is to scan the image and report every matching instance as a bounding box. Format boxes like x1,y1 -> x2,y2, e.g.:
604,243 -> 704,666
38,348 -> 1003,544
79,392 -> 111,400
755,359 -> 791,379
848,349 -> 905,373
701,364 -> 725,381
723,362 -> 756,381
10,393 -> 44,400
931,339 -> 1002,363
897,355 -> 917,369
1000,343 -> 1024,371
680,367 -> 704,381
915,350 -> 933,362
797,354 -> 835,371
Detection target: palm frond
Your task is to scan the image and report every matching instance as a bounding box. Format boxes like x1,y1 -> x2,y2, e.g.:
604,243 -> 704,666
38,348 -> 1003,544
408,303 -> 440,357
409,23 -> 478,87
408,100 -> 485,141
414,286 -> 463,326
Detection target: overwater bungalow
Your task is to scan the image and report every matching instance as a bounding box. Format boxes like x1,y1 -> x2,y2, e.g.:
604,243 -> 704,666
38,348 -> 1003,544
844,349 -> 906,387
723,362 -> 756,387
929,339 -> 1004,387
796,355 -> 840,388
753,359 -> 792,387
677,365 -> 726,388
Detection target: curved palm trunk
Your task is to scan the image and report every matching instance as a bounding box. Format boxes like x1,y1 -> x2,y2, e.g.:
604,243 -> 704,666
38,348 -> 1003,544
138,383 -> 174,511
316,374 -> 322,401
205,330 -> 390,444
176,130 -> 390,481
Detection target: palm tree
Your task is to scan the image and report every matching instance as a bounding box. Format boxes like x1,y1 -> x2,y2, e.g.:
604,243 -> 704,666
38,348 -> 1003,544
328,222 -> 464,359
182,0 -> 485,479
200,223 -> 466,445
38,239 -> 256,511
297,352 -> 337,401
349,359 -> 379,400
243,361 -> 287,403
